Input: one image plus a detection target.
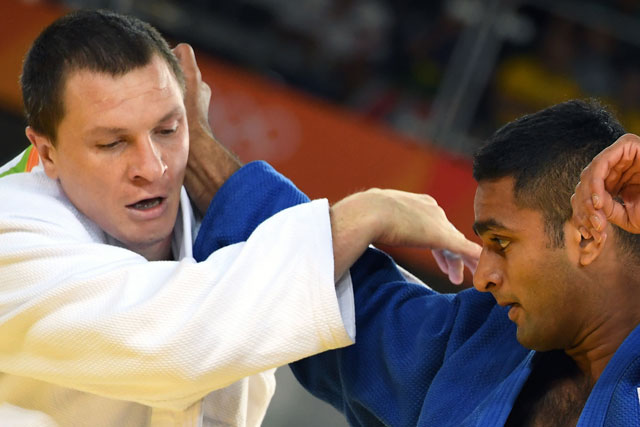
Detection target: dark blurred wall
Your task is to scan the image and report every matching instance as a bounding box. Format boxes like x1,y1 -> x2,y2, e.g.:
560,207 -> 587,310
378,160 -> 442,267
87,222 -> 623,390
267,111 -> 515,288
0,110 -> 28,164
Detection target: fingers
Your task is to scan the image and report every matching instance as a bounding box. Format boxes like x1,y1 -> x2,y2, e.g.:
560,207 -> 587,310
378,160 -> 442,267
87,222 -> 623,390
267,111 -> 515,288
462,253 -> 479,275
433,250 -> 450,276
443,251 -> 465,285
354,189 -> 480,284
432,250 -> 463,285
439,230 -> 481,268
453,237 -> 482,263
172,43 -> 201,81
571,133 -> 640,237
172,42 -> 215,142
433,248 -> 477,286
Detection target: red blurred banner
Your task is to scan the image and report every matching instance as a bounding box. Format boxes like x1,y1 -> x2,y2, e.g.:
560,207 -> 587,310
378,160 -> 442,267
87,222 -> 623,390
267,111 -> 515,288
0,0 -> 478,282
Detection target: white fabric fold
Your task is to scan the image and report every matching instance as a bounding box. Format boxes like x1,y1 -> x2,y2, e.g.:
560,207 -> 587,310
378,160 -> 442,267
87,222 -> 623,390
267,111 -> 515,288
0,167 -> 355,426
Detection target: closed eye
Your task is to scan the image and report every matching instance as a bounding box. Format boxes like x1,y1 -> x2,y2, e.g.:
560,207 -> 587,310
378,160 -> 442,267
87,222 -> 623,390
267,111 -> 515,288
157,126 -> 178,136
97,140 -> 124,150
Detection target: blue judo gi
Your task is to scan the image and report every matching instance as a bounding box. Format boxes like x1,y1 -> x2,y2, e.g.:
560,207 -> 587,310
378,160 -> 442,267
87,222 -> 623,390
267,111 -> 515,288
193,161 -> 640,426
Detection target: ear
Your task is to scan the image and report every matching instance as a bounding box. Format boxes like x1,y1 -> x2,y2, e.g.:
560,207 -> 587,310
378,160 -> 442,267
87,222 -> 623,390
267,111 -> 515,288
564,220 -> 607,266
25,126 -> 59,180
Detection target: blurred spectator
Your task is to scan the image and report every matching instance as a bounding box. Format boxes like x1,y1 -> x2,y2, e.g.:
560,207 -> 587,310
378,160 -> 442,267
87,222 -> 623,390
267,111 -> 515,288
616,64 -> 640,134
573,27 -> 616,97
491,17 -> 583,125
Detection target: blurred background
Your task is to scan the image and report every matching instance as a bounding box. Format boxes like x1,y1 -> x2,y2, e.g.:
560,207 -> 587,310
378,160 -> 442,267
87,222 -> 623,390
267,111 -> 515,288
1,0 -> 639,425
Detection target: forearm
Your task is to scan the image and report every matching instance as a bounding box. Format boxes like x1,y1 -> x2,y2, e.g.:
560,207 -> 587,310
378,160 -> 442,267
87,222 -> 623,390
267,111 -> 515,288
184,131 -> 241,214
330,191 -> 379,281
173,42 -> 243,214
330,188 -> 480,282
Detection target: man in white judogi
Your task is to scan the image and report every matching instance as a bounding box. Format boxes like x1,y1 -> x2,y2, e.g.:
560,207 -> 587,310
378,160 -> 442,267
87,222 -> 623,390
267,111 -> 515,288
0,9 -> 479,426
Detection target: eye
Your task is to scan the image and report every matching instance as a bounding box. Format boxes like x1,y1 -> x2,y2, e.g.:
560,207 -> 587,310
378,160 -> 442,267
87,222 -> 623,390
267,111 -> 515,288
97,140 -> 124,150
491,237 -> 510,251
157,126 -> 178,136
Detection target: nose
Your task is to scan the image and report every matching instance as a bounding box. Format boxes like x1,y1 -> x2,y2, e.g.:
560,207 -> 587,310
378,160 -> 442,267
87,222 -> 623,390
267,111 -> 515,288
472,249 -> 503,292
128,137 -> 167,183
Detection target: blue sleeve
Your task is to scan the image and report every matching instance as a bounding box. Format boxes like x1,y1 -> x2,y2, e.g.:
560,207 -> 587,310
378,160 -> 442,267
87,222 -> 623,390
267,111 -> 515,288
290,249 -> 523,426
192,161 -> 523,426
193,161 -> 310,256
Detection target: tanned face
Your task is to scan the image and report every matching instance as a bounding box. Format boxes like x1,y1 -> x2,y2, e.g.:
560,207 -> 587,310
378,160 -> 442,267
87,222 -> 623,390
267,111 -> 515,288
472,177 -> 588,351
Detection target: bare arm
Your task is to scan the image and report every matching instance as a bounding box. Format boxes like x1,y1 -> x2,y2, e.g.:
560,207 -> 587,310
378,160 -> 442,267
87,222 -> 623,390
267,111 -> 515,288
331,189 -> 480,283
175,44 -> 480,283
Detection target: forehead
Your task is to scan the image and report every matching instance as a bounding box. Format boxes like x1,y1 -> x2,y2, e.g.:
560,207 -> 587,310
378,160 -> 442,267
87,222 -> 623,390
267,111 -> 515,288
60,55 -> 182,131
473,177 -> 544,236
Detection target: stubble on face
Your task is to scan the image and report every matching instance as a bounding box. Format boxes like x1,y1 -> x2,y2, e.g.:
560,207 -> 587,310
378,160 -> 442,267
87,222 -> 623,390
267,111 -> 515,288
473,178 -> 583,352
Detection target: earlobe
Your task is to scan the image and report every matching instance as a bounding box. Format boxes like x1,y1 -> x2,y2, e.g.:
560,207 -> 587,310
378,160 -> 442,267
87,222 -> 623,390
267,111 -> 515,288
25,126 -> 58,179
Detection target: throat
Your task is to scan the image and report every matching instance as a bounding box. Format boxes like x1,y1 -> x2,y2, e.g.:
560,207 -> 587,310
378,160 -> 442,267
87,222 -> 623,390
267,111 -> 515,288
505,351 -> 593,427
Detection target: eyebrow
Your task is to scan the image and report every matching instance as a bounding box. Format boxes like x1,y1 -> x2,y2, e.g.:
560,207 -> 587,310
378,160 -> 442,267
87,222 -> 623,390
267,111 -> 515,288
472,218 -> 510,236
86,106 -> 183,136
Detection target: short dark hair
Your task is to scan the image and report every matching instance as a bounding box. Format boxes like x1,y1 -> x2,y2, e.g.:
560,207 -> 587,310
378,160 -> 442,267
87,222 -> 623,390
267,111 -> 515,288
21,9 -> 185,142
473,99 -> 640,256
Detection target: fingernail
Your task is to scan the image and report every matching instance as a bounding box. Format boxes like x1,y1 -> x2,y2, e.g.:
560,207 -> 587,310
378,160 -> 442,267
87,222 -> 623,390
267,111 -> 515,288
579,226 -> 590,238
590,215 -> 601,231
591,193 -> 599,207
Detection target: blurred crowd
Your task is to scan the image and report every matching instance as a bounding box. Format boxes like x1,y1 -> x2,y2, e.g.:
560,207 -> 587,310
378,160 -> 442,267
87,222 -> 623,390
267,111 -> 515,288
58,0 -> 640,148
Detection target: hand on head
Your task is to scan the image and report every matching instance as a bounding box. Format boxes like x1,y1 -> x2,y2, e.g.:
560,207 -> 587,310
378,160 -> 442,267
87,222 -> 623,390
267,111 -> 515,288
571,133 -> 640,242
172,43 -> 241,213
171,44 -> 481,285
172,43 -> 214,142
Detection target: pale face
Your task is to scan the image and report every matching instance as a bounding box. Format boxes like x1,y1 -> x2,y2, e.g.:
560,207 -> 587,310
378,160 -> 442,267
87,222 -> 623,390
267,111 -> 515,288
472,177 -> 587,351
33,56 -> 188,260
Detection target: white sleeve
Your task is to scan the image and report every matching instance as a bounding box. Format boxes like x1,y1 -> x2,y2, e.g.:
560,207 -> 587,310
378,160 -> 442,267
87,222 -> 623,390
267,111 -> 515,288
0,175 -> 353,411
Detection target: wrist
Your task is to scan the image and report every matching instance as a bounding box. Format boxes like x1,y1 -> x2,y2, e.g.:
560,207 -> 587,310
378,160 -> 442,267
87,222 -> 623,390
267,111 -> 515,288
331,190 -> 384,247
185,133 -> 242,214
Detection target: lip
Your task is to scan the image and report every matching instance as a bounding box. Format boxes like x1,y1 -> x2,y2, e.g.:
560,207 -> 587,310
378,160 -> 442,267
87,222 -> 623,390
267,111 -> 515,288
496,299 -> 517,308
125,196 -> 168,221
507,303 -> 521,322
494,298 -> 521,321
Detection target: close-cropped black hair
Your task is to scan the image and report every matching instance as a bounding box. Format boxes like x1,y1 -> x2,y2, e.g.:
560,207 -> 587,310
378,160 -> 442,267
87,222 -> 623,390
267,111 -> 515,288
21,9 -> 185,142
473,99 -> 640,256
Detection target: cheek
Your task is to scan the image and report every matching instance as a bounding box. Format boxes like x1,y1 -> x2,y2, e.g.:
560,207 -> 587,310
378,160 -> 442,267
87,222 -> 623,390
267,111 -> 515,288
167,137 -> 189,178
505,252 -> 547,306
521,255 -> 571,314
57,155 -> 123,206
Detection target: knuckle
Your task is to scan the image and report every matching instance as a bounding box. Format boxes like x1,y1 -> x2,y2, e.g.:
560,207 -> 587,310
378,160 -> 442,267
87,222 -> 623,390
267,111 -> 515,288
421,195 -> 437,207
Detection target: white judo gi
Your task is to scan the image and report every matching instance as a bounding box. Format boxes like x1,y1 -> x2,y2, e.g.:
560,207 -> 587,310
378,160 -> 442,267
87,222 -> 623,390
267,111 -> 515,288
0,149 -> 355,426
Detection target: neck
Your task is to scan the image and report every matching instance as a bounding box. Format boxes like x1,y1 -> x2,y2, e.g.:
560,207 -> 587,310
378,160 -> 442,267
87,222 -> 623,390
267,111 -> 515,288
565,273 -> 640,382
136,235 -> 173,261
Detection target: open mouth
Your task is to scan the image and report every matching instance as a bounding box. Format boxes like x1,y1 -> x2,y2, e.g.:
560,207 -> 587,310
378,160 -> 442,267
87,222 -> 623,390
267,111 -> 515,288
127,197 -> 164,210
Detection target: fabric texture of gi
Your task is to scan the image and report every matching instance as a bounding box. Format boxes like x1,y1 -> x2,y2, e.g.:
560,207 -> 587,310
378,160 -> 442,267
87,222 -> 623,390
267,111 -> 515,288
0,150 -> 354,426
194,161 -> 640,427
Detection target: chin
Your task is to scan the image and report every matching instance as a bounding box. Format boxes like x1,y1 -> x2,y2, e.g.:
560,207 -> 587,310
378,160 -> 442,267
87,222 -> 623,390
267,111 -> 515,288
516,330 -> 558,352
115,224 -> 173,252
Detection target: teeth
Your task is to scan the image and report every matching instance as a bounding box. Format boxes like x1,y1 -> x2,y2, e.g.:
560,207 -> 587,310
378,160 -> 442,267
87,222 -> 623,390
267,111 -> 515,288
132,198 -> 161,210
